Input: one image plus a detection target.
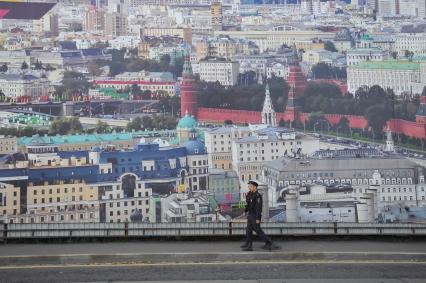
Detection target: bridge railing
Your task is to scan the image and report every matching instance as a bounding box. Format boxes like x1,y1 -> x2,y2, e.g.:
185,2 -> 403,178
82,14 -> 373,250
2,222 -> 426,240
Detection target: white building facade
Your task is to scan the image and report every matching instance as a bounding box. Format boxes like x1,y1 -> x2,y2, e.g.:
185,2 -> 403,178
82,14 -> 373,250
198,59 -> 239,86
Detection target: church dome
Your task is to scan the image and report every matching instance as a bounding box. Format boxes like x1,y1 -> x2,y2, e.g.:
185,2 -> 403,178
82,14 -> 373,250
177,114 -> 197,129
183,139 -> 206,155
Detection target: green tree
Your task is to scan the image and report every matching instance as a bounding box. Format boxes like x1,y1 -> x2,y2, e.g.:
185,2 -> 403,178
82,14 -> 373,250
49,117 -> 71,135
306,112 -> 327,131
44,64 -> 55,71
311,62 -> 332,79
88,60 -> 103,77
151,114 -> 177,129
21,61 -> 29,70
0,64 -> 8,72
224,119 -> 233,125
336,116 -> 350,134
69,117 -> 83,134
324,41 -> 338,52
48,117 -> 83,135
0,90 -> 5,102
364,105 -> 391,139
34,60 -> 43,70
127,116 -> 143,131
95,120 -> 110,133
130,84 -> 142,99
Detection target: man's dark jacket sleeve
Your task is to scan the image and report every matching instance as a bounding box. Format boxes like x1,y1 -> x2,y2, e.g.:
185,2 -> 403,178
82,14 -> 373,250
255,193 -> 262,221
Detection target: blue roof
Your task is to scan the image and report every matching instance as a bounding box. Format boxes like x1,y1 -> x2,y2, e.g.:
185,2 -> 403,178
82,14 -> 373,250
183,139 -> 206,155
82,48 -> 104,56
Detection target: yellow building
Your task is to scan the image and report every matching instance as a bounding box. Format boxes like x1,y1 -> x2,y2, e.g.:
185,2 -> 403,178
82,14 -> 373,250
141,28 -> 192,44
0,136 -> 18,154
0,182 -> 20,218
211,2 -> 223,31
26,180 -> 98,207
16,180 -> 101,223
295,40 -> 325,52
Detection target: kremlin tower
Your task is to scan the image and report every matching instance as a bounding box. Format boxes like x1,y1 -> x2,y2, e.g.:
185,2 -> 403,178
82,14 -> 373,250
283,47 -> 308,123
180,50 -> 198,118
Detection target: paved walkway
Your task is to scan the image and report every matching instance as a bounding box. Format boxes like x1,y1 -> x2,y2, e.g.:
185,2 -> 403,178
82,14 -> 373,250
2,240 -> 426,256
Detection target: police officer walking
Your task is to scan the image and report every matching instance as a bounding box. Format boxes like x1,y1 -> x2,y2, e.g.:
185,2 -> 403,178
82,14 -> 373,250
240,181 -> 278,251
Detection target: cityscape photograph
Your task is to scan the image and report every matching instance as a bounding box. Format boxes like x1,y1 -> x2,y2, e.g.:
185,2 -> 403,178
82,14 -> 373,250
0,0 -> 426,282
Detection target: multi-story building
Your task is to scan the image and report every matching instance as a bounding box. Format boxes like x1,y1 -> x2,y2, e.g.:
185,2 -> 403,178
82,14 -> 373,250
295,40 -> 326,52
0,183 -> 21,222
3,36 -> 32,51
208,169 -> 240,207
302,49 -> 346,67
0,51 -> 31,69
0,74 -> 52,101
231,127 -> 319,186
148,44 -> 186,62
0,136 -> 18,154
95,178 -> 152,223
417,0 -> 426,18
195,37 -> 257,61
104,12 -> 128,37
211,2 -> 222,31
347,60 -> 426,95
1,120 -> 208,223
332,29 -> 353,53
198,59 -> 239,86
214,30 -> 334,53
141,28 -> 192,44
19,132 -> 147,153
234,50 -> 293,76
23,180 -> 100,224
158,192 -> 217,223
33,12 -> 59,36
284,183 -> 358,222
377,0 -> 397,17
30,50 -> 85,69
138,36 -> 184,59
346,48 -> 389,66
395,33 -> 426,56
93,76 -> 176,96
262,150 -> 425,210
84,7 -> 105,32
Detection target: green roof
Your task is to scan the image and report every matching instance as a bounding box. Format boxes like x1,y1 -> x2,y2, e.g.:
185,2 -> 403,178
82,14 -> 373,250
18,130 -> 176,146
346,48 -> 385,54
177,115 -> 197,129
351,60 -> 421,70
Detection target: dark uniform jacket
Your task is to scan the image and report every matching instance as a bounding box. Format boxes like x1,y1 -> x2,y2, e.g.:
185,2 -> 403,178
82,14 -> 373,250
245,190 -> 263,221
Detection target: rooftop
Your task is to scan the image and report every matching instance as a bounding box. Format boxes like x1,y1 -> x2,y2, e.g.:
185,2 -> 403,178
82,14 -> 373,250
265,156 -> 418,173
351,60 -> 421,70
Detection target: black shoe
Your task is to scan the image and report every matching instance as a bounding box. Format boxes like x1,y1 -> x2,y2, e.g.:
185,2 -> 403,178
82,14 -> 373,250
261,242 -> 272,251
261,242 -> 281,251
242,246 -> 253,251
240,242 -> 250,248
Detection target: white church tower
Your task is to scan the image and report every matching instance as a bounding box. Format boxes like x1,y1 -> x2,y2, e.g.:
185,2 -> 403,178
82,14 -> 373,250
384,125 -> 395,152
261,84 -> 276,127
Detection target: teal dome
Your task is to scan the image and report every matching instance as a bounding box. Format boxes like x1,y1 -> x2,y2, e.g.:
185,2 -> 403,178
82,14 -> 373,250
177,115 -> 197,129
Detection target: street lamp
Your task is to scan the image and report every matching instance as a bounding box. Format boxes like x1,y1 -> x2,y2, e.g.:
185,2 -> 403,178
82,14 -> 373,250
314,121 -> 320,134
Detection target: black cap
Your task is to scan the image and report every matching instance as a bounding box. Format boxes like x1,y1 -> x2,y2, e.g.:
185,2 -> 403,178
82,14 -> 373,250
247,181 -> 258,187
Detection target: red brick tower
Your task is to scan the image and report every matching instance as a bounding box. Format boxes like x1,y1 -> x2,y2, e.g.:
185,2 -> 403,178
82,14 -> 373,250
284,47 -> 308,123
180,51 -> 197,117
416,92 -> 426,124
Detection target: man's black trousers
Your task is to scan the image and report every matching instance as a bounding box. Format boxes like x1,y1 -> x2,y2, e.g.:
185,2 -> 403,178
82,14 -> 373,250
245,214 -> 271,245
